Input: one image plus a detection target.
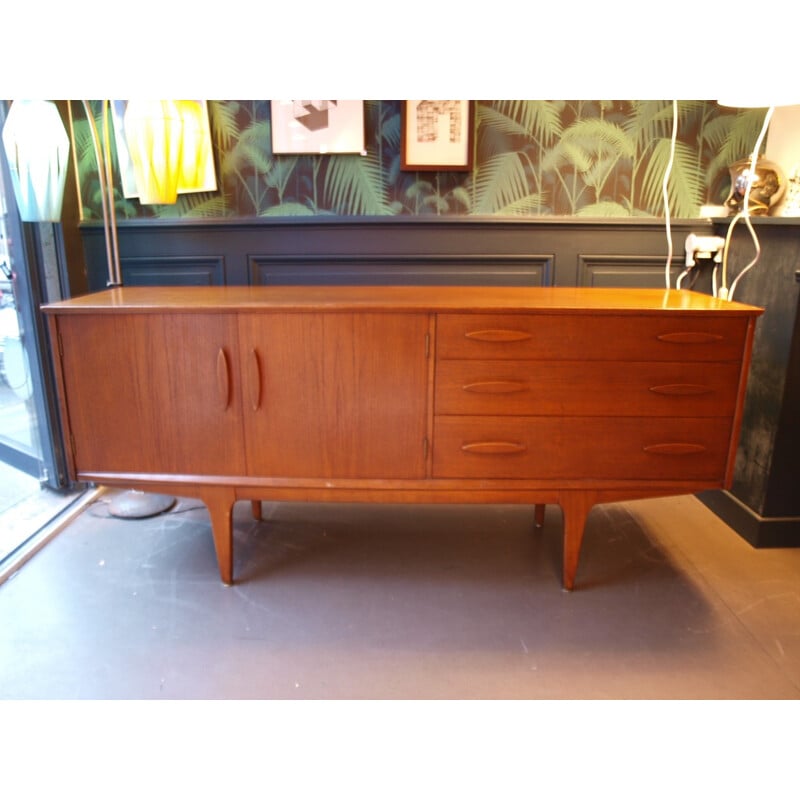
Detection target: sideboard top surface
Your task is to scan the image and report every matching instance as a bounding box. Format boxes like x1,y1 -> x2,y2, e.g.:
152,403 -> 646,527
43,285 -> 763,317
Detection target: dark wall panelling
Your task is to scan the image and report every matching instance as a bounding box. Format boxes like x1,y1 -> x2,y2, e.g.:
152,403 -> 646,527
120,256 -> 227,287
577,254 -> 683,288
248,254 -> 552,287
78,217 -> 711,293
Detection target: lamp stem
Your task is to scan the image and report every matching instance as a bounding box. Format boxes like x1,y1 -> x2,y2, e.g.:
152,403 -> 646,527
81,100 -> 120,287
100,101 -> 122,286
66,101 -> 86,224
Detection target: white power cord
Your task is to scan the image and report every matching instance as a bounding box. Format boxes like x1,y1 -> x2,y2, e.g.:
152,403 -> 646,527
663,100 -> 679,290
718,105 -> 775,301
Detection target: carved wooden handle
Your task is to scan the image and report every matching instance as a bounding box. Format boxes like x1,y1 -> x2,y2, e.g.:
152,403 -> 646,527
462,441 -> 528,455
247,348 -> 262,411
465,329 -> 532,343
657,332 -> 724,344
649,383 -> 712,396
216,348 -> 230,411
462,380 -> 527,394
643,443 -> 707,455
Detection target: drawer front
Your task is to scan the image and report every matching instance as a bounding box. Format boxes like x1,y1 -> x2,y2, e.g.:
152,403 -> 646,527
432,416 -> 732,480
435,360 -> 741,417
436,313 -> 748,362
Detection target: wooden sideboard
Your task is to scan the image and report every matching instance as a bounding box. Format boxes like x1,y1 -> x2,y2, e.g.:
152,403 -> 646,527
43,285 -> 762,590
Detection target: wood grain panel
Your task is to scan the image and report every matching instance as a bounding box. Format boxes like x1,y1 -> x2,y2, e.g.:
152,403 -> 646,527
56,313 -> 245,476
238,312 -> 429,478
436,313 -> 749,361
432,416 -> 732,480
435,360 -> 741,417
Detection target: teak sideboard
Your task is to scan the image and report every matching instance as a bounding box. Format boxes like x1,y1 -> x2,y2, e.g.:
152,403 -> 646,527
43,285 -> 763,590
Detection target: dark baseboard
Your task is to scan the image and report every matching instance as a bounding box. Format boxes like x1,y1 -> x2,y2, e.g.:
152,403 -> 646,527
697,490 -> 800,548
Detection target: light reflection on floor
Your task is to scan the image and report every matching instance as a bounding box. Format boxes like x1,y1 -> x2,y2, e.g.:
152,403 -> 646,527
0,460 -> 83,563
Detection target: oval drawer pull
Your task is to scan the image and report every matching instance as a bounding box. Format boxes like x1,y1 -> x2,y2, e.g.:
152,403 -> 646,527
462,441 -> 528,455
465,329 -> 532,343
643,442 -> 707,455
462,380 -> 527,394
649,383 -> 713,396
657,332 -> 724,344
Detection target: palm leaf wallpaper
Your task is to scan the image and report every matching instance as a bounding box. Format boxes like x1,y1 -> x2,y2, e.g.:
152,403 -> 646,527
73,100 -> 768,221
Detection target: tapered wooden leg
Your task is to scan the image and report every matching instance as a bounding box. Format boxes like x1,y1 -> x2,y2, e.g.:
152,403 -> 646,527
559,492 -> 596,591
202,487 -> 237,585
251,500 -> 262,521
534,504 -> 546,528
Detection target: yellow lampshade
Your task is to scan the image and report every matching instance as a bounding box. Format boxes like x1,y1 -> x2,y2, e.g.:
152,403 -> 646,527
123,100 -> 184,204
175,100 -> 214,192
1,100 -> 70,222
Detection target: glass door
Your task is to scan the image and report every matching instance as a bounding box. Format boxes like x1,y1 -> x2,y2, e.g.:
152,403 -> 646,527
0,130 -> 67,484
0,219 -> 44,478
1,101 -> 78,565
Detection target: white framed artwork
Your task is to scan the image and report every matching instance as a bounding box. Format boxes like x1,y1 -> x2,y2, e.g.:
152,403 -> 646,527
270,101 -> 365,155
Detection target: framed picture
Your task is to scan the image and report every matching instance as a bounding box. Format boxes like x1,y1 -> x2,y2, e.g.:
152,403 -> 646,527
270,100 -> 366,155
111,100 -> 218,198
401,100 -> 474,171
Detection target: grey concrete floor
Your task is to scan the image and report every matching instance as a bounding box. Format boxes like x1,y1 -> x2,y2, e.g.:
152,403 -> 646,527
2,490 -> 800,700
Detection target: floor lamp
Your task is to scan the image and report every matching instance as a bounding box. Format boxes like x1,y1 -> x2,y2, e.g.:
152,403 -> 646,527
72,100 -> 178,519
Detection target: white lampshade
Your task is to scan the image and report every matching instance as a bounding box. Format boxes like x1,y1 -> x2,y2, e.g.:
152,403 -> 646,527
1,100 -> 70,222
717,98 -> 799,108
123,100 -> 184,204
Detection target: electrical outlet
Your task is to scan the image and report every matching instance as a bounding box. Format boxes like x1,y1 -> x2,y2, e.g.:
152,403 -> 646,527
684,234 -> 726,267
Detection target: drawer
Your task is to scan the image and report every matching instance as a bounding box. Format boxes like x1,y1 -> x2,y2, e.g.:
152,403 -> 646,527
436,313 -> 749,362
435,360 -> 741,417
432,416 -> 732,480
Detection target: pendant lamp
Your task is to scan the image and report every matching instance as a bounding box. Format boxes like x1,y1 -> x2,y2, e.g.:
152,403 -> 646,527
123,100 -> 184,204
1,100 -> 70,222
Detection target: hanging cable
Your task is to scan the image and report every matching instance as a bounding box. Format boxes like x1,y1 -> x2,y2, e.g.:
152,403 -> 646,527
663,100 -> 679,290
719,105 -> 775,301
